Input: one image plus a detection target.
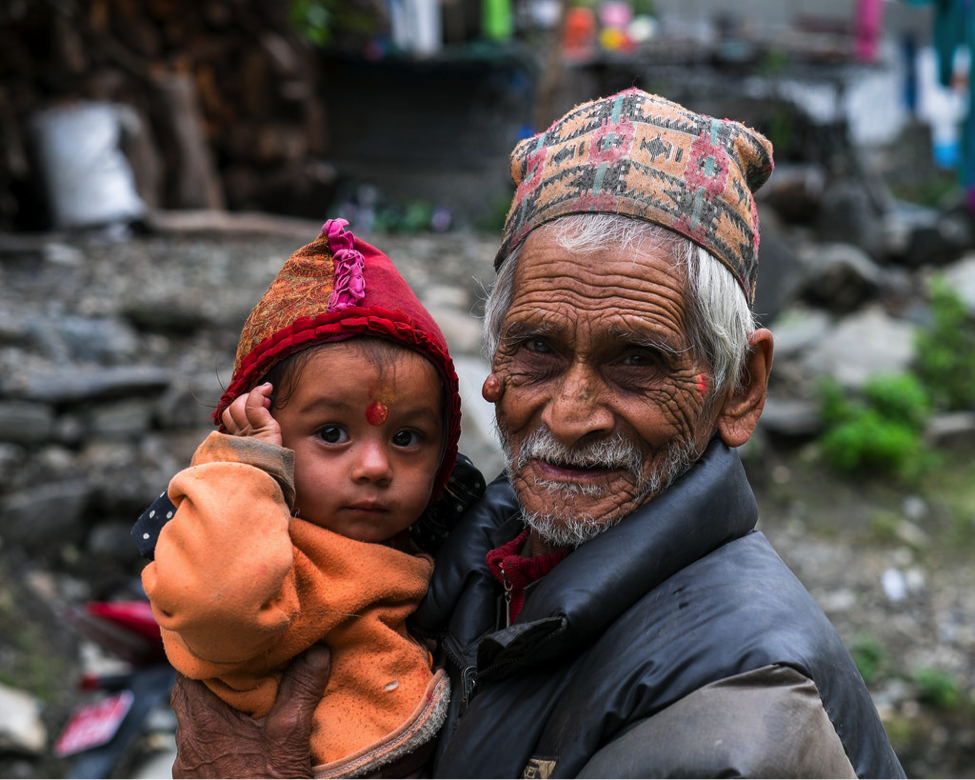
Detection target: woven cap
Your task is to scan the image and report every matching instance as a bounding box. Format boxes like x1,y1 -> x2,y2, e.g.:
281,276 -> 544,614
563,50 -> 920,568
214,218 -> 461,502
496,88 -> 774,304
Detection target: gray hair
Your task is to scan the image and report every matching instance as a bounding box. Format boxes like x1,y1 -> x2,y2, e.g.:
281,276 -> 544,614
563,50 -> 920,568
482,213 -> 758,398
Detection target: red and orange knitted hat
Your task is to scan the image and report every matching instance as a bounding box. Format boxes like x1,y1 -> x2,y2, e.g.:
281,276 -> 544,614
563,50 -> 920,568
214,218 -> 461,502
497,88 -> 774,304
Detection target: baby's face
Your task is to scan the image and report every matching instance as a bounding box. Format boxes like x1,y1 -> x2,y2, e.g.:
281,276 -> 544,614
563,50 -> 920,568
273,343 -> 444,543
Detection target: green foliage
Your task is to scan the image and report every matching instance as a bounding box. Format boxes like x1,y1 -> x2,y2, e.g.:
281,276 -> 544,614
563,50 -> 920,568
889,171 -> 959,209
862,372 -> 932,430
914,276 -> 975,412
816,374 -> 933,479
476,190 -> 516,234
288,1 -> 380,48
850,632 -> 888,685
867,509 -> 902,543
912,667 -> 963,709
373,201 -> 435,234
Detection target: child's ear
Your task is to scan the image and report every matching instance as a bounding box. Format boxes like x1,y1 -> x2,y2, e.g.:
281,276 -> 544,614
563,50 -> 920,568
715,328 -> 774,448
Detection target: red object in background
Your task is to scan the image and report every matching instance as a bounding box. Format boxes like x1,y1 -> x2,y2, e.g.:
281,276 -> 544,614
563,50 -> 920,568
54,690 -> 134,758
564,6 -> 597,59
63,600 -> 166,666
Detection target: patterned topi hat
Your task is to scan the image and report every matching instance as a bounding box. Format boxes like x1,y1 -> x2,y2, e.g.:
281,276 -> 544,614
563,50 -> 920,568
496,88 -> 774,304
213,218 -> 461,503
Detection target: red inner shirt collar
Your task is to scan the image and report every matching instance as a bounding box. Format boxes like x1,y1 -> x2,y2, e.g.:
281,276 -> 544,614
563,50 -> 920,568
486,529 -> 568,624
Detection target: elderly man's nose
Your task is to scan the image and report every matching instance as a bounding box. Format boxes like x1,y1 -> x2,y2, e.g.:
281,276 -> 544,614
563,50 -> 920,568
542,366 -> 613,442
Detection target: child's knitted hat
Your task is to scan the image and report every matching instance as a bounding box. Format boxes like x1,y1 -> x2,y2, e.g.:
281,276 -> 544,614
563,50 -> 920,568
214,218 -> 461,502
496,88 -> 774,304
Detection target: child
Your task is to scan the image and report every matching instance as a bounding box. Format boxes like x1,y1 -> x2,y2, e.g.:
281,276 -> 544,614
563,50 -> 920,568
141,219 -> 470,778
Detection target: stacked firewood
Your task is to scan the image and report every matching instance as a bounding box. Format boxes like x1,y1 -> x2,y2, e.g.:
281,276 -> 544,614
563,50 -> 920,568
0,0 -> 338,230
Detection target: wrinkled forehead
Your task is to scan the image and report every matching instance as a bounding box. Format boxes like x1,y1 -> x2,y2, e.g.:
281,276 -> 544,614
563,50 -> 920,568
507,231 -> 694,347
514,225 -> 688,299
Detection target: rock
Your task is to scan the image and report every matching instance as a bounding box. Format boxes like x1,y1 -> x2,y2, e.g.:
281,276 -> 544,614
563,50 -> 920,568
800,307 -> 918,388
84,399 -> 156,440
797,242 -> 883,313
814,179 -> 887,260
882,568 -> 908,602
0,311 -> 29,344
0,444 -> 25,489
0,480 -> 92,553
0,683 -> 45,754
453,355 -> 504,481
755,162 -> 826,224
122,302 -> 214,336
902,496 -> 928,522
428,307 -> 483,356
0,401 -> 55,444
753,226 -> 803,325
421,284 -> 470,310
42,242 -> 85,267
941,254 -> 975,312
924,412 -> 975,450
758,397 -> 821,438
25,315 -> 138,364
767,307 -> 832,360
156,372 -> 229,429
884,200 -> 940,260
1,365 -> 171,405
87,522 -> 145,564
894,200 -> 974,269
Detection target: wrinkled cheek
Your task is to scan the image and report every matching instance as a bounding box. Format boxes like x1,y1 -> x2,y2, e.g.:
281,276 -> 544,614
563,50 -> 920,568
495,383 -> 545,436
658,385 -> 707,440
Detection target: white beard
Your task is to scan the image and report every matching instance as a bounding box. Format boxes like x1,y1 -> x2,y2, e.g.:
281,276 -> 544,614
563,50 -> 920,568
500,424 -> 699,548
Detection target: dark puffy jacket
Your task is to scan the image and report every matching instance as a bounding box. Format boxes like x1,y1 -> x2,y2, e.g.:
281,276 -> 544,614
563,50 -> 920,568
412,440 -> 905,778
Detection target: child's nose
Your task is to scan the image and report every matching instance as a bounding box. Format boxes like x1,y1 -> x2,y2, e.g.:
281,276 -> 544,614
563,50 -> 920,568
352,441 -> 393,485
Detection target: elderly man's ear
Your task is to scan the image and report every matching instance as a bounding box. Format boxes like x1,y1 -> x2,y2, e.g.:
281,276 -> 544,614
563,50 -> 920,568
715,328 -> 774,448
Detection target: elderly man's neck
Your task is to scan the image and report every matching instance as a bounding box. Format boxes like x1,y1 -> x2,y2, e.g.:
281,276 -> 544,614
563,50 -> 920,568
526,530 -> 568,558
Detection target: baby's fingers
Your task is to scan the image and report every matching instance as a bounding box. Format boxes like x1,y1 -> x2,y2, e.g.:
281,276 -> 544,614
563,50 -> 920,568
221,393 -> 251,434
222,384 -> 280,444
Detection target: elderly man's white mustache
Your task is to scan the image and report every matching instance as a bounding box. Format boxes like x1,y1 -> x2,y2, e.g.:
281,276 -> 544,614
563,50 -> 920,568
497,423 -> 699,548
509,427 -> 646,497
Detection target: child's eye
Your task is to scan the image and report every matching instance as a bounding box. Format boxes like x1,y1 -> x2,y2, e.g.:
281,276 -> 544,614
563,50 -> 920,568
392,429 -> 422,447
317,425 -> 349,444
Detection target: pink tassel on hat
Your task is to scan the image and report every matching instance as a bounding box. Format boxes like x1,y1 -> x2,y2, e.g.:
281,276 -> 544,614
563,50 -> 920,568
324,218 -> 366,311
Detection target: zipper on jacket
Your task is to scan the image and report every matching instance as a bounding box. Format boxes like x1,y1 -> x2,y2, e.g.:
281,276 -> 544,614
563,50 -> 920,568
462,665 -> 478,705
441,633 -> 479,708
499,564 -> 513,628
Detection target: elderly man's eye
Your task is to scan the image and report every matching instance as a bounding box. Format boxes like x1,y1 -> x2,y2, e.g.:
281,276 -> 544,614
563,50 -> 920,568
525,339 -> 552,353
621,350 -> 657,366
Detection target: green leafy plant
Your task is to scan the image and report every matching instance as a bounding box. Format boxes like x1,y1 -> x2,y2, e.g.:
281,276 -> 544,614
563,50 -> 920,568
816,374 -> 933,479
850,632 -> 888,685
914,276 -> 975,412
912,667 -> 963,709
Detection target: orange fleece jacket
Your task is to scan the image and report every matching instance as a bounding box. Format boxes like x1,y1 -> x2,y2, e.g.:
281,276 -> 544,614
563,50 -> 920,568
141,432 -> 449,777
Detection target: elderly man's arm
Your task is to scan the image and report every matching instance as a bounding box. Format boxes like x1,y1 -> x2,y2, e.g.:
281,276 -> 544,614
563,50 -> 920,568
577,665 -> 857,779
171,646 -> 331,779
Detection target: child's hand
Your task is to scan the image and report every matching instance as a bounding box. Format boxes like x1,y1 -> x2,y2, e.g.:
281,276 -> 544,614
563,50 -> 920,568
221,383 -> 282,446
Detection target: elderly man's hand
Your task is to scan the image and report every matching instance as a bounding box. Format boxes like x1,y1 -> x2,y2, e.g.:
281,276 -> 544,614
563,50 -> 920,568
170,646 -> 331,779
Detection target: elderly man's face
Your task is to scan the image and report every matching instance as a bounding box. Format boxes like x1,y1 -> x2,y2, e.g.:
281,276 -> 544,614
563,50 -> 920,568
486,229 -> 724,546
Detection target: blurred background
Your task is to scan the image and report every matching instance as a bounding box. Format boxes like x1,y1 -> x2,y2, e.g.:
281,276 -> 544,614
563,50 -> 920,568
3,0 -> 975,777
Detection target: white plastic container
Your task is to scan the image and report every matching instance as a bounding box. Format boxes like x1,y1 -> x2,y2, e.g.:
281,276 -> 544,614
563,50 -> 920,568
30,101 -> 146,230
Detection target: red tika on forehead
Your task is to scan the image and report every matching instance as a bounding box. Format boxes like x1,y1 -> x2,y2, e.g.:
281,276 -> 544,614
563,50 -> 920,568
496,88 -> 774,305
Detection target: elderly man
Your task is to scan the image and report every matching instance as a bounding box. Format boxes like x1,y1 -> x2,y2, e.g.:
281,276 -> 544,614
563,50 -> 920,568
156,89 -> 904,778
